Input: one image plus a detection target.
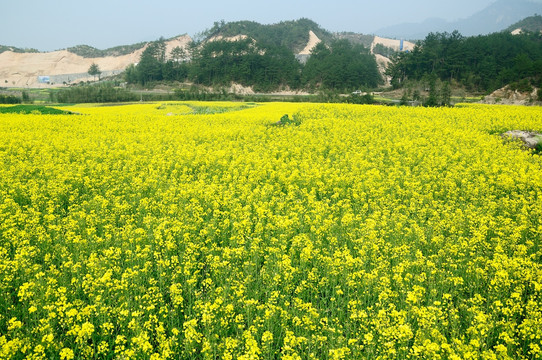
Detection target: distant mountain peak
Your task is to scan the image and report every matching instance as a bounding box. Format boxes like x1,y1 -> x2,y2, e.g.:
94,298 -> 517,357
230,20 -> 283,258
376,0 -> 542,39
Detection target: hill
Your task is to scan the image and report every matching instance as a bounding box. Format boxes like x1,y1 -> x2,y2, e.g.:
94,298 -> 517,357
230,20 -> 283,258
66,42 -> 148,58
0,36 -> 191,88
376,0 -> 542,39
7,12 -> 535,94
386,29 -> 542,100
0,45 -> 39,54
199,18 -> 333,53
0,19 -> 396,90
506,14 -> 542,33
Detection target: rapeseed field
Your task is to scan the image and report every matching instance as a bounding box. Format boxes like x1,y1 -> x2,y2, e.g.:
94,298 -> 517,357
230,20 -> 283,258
1,102 -> 541,359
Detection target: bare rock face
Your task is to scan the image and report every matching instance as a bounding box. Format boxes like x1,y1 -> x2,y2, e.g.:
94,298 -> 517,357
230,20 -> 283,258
481,86 -> 540,105
501,130 -> 542,150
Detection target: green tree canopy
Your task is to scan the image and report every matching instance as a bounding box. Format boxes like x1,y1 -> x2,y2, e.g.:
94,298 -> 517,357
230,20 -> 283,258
134,40 -> 166,85
88,63 -> 102,81
387,30 -> 542,92
302,40 -> 382,91
189,38 -> 301,91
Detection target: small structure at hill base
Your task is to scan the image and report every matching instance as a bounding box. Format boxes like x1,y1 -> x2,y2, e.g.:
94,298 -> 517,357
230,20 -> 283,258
501,130 -> 542,150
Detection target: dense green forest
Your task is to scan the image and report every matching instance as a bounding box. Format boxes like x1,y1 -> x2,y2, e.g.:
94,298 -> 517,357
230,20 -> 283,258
188,38 -> 301,92
109,18 -> 542,96
387,30 -> 542,93
124,21 -> 382,92
201,18 -> 333,53
303,40 -> 382,91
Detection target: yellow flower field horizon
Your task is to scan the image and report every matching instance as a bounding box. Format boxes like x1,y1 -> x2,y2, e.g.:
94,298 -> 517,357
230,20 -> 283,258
1,102 -> 541,359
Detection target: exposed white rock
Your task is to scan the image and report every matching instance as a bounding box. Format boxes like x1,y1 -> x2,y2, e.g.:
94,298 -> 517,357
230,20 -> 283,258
501,130 -> 542,150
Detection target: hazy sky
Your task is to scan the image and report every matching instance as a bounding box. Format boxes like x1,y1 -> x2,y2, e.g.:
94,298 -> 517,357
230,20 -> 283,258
2,0 -> 504,51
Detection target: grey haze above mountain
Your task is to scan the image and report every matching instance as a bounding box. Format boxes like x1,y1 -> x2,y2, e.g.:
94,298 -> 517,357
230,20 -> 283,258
375,0 -> 542,39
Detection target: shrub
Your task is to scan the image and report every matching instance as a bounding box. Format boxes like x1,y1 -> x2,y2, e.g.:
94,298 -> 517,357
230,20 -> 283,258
0,105 -> 72,114
55,84 -> 137,103
0,94 -> 21,104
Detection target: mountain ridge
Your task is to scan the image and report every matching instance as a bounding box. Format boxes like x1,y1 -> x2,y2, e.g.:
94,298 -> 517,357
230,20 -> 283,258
506,14 -> 542,33
2,0 -> 540,57
0,8 -> 539,89
376,0 -> 542,39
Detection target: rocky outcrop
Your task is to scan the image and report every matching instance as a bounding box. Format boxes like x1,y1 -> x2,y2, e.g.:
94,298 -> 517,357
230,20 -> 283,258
501,130 -> 542,150
481,86 -> 540,105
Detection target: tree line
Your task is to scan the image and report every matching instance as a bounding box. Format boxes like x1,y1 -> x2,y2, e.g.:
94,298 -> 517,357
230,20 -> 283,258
124,36 -> 383,92
387,30 -> 542,94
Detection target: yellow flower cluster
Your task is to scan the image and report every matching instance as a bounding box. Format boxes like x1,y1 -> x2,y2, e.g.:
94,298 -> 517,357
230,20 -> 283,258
1,101 -> 541,359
